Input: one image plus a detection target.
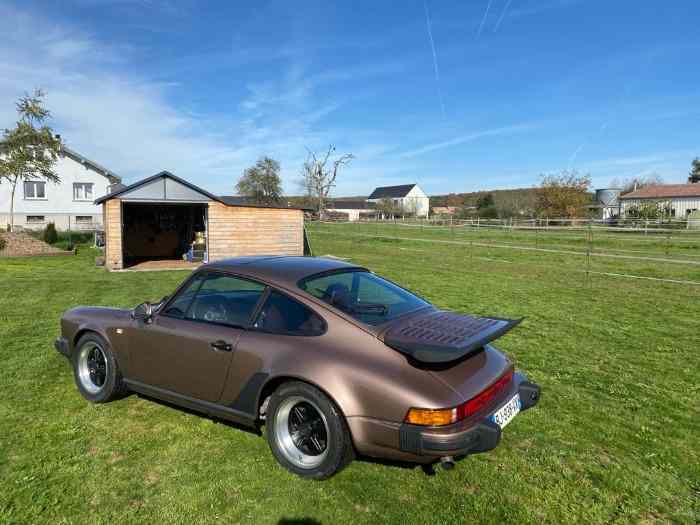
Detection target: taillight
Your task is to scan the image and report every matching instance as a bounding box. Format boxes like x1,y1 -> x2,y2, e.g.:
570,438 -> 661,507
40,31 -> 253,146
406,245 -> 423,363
405,368 -> 514,426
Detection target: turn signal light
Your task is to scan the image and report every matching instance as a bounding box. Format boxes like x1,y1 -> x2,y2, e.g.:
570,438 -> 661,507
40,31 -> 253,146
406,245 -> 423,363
404,407 -> 457,426
404,368 -> 514,427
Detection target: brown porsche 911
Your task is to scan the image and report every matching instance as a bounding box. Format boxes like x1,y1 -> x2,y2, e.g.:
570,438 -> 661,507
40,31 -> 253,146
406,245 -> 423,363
55,256 -> 540,479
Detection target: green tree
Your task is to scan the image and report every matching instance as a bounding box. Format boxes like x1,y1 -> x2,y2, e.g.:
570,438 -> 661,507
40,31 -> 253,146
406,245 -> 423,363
235,156 -> 283,205
476,193 -> 495,209
689,157 -> 700,183
0,90 -> 62,231
535,170 -> 592,218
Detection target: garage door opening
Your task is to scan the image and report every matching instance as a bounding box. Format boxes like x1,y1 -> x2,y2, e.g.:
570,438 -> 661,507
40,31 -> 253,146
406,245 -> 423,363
122,203 -> 207,269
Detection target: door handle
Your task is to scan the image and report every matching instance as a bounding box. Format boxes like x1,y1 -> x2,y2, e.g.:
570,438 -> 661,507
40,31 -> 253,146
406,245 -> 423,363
210,340 -> 233,352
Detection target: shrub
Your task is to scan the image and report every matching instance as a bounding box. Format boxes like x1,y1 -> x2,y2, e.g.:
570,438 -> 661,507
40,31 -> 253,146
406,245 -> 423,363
478,206 -> 499,219
0,235 -> 6,251
43,222 -> 58,244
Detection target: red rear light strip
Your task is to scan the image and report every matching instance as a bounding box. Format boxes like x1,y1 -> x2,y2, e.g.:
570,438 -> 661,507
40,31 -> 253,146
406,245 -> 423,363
457,368 -> 513,421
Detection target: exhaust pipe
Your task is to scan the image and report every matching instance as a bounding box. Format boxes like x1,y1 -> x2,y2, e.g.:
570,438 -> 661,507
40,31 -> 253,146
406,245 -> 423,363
440,456 -> 455,471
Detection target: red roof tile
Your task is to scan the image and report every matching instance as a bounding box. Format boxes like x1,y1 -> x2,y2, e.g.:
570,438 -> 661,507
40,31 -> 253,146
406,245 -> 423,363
620,184 -> 700,199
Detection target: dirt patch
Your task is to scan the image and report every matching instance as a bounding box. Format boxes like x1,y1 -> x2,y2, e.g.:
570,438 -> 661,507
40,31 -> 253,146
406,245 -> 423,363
0,232 -> 71,257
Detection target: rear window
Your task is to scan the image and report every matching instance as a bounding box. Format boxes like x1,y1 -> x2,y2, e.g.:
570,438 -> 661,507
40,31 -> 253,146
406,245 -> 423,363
299,270 -> 429,326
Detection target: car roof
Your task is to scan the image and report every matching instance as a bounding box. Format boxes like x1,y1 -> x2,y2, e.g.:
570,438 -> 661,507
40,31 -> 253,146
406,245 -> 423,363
203,256 -> 365,288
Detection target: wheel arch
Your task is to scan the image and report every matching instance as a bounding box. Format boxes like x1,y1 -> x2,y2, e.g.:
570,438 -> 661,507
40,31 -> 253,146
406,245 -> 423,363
258,375 -> 348,422
73,327 -> 104,351
257,374 -> 358,452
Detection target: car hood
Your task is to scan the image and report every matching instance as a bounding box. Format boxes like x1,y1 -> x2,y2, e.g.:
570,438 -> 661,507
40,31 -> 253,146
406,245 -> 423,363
63,306 -> 132,323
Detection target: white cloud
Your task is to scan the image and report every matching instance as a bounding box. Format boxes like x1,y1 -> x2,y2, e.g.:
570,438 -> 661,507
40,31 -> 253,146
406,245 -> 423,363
0,5 -> 406,195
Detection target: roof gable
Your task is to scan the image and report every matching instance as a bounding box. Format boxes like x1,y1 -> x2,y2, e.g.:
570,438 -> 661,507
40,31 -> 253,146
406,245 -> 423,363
368,184 -> 417,199
95,171 -> 216,204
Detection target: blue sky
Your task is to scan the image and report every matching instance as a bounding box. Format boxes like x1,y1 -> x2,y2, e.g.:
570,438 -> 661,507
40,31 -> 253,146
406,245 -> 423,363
1,1 -> 699,196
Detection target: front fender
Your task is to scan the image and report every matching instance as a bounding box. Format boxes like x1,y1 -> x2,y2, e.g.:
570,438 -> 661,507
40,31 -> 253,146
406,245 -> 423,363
60,306 -> 132,368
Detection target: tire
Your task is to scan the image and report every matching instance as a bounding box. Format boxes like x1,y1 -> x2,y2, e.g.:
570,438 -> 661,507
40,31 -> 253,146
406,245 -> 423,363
266,381 -> 354,480
72,332 -> 127,403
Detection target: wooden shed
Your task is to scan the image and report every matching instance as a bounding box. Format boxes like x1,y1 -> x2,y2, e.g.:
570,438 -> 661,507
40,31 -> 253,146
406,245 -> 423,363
95,171 -> 306,271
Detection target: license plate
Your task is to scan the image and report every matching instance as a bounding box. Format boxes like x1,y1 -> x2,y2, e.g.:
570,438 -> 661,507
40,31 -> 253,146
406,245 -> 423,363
490,393 -> 521,429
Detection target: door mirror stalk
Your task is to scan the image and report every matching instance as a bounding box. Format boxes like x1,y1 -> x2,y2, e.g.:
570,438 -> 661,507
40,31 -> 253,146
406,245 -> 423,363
131,302 -> 154,323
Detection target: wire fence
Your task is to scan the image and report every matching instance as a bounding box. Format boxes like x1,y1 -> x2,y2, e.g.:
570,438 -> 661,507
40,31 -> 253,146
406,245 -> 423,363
305,219 -> 700,288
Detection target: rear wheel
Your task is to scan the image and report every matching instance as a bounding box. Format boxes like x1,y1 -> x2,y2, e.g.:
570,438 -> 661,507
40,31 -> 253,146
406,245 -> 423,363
72,333 -> 127,403
266,381 -> 354,479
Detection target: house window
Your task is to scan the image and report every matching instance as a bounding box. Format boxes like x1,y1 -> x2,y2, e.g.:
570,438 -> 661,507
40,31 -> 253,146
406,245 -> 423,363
75,216 -> 93,224
26,215 -> 45,224
73,183 -> 94,201
24,181 -> 46,199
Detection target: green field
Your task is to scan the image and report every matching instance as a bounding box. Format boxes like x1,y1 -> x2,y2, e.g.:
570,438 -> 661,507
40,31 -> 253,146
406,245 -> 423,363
1,228 -> 698,524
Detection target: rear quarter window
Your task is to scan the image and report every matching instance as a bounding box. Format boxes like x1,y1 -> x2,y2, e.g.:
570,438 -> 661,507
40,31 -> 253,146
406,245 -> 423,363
253,290 -> 325,336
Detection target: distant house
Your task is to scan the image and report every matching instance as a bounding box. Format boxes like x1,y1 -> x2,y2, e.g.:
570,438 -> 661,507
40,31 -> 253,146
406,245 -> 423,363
432,206 -> 459,216
326,200 -> 376,221
619,184 -> 700,218
367,184 -> 429,218
0,145 -> 121,230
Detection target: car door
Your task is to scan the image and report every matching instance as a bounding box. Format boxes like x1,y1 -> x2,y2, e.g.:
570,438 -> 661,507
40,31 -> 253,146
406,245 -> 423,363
127,271 -> 266,402
219,288 -> 327,411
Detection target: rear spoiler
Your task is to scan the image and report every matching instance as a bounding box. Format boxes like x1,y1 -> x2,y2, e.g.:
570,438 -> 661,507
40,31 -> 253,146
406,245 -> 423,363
383,310 -> 523,364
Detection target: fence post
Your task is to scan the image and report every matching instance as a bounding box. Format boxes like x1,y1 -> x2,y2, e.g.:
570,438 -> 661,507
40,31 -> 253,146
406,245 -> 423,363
585,221 -> 593,288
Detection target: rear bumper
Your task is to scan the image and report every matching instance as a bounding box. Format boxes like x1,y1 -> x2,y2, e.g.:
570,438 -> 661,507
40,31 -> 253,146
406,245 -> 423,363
54,336 -> 70,358
398,377 -> 541,457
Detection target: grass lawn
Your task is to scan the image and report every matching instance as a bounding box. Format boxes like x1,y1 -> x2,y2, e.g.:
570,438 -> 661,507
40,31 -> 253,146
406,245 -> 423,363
0,230 -> 698,524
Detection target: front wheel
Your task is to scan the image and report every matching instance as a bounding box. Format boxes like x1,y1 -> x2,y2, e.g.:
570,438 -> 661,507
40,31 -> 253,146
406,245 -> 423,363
72,333 -> 127,403
266,381 -> 354,479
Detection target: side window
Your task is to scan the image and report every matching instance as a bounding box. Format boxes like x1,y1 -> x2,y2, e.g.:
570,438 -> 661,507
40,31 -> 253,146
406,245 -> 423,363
161,274 -> 205,319
253,290 -> 325,336
187,274 -> 265,327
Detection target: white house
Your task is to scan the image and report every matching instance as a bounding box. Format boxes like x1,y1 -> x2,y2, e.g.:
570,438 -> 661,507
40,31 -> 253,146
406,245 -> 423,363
619,184 -> 700,218
0,146 -> 120,230
367,184 -> 429,218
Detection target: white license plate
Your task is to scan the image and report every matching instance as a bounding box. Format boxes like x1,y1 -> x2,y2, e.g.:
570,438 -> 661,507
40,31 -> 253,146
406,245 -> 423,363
490,393 -> 521,429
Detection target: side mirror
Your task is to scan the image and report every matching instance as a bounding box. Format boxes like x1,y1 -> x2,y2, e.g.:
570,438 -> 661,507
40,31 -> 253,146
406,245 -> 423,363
131,302 -> 154,322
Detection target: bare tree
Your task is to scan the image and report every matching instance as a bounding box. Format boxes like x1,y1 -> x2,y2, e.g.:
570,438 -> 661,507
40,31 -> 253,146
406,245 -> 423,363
299,146 -> 353,218
611,173 -> 664,195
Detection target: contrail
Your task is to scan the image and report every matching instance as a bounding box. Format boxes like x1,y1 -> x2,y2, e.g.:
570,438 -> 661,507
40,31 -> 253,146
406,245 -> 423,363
493,0 -> 513,32
423,0 -> 446,118
476,0 -> 494,39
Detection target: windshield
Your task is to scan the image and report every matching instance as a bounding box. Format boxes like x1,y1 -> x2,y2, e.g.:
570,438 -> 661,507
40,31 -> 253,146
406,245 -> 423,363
299,270 -> 429,326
